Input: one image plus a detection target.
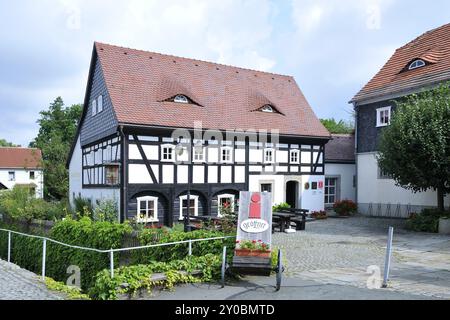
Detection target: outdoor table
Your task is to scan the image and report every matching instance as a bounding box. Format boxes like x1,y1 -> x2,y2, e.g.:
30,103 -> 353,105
272,212 -> 296,232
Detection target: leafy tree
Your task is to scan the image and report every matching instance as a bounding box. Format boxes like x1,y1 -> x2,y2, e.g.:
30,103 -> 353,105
0,139 -> 19,147
30,97 -> 82,200
320,118 -> 354,134
378,83 -> 450,211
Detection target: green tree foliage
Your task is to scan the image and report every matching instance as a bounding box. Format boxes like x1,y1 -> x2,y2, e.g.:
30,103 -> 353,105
378,83 -> 450,211
0,139 -> 19,147
30,97 -> 82,200
320,118 -> 354,134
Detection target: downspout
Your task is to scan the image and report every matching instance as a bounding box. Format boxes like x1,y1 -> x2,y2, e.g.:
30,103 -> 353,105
119,125 -> 127,223
353,102 -> 358,207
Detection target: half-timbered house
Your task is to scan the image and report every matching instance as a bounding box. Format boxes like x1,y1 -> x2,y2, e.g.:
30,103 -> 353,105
68,42 -> 331,224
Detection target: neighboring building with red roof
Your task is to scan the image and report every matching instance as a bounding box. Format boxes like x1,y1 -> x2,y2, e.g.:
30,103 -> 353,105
0,147 -> 44,198
351,23 -> 450,217
68,42 -> 331,224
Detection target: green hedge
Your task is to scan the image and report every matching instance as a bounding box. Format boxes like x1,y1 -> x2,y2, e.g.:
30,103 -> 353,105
0,217 -> 131,291
132,229 -> 235,264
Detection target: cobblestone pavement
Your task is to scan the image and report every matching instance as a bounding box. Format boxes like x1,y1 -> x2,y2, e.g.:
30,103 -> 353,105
0,259 -> 64,300
273,216 -> 450,299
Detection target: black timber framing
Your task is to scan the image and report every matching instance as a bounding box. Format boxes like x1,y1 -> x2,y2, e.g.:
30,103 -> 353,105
83,124 -> 330,225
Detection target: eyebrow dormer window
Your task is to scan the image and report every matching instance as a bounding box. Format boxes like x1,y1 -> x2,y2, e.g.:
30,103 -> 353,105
173,95 -> 189,104
408,59 -> 426,70
261,105 -> 274,113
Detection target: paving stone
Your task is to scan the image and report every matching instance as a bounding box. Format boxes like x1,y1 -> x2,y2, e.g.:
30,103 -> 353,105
272,216 -> 450,299
0,259 -> 64,300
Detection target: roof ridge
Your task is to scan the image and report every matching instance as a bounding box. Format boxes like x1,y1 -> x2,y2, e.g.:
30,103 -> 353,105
94,41 -> 293,79
399,23 -> 450,50
0,146 -> 40,150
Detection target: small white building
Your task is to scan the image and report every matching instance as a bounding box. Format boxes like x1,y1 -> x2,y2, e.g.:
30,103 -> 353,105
0,147 -> 44,198
324,134 -> 356,208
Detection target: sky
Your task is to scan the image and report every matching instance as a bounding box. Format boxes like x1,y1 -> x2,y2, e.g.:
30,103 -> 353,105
0,0 -> 449,147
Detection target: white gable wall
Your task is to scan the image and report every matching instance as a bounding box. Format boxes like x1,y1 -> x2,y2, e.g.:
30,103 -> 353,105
69,135 -> 120,214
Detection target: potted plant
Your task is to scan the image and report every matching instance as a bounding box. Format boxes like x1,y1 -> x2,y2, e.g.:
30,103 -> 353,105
235,240 -> 271,258
333,200 -> 357,217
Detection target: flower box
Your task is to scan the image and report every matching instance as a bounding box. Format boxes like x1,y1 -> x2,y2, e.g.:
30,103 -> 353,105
234,249 -> 271,258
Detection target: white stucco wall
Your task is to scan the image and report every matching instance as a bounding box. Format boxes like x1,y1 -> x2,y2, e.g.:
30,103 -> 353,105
357,153 -> 449,216
0,168 -> 44,198
248,174 -> 325,212
69,135 -> 120,211
325,163 -> 356,202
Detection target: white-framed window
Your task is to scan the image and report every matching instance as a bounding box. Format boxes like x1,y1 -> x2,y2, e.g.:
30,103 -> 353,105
91,99 -> 97,116
29,171 -> 35,180
324,177 -> 339,206
97,95 -> 103,113
376,106 -> 391,127
221,147 -> 233,163
261,104 -> 274,113
179,195 -> 199,220
408,59 -> 425,70
174,95 -> 189,104
161,144 -> 175,162
290,150 -> 299,164
193,145 -> 205,162
264,148 -> 275,164
8,171 -> 15,181
137,196 -> 158,223
217,194 -> 235,217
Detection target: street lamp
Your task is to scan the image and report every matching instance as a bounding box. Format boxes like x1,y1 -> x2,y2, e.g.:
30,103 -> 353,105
176,142 -> 191,232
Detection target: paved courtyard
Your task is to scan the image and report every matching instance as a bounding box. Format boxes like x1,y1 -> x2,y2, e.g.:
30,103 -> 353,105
272,216 -> 450,299
0,259 -> 64,300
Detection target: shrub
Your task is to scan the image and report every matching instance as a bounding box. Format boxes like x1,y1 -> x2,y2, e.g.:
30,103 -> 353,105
0,186 -> 68,221
333,200 -> 357,216
272,202 -> 291,212
72,196 -> 93,216
90,254 -> 222,300
311,211 -> 328,220
93,199 -> 118,223
133,229 -> 235,264
0,217 -> 132,292
45,217 -> 132,291
406,209 -> 450,233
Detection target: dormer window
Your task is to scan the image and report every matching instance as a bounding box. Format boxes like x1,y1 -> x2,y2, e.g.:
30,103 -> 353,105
261,105 -> 274,113
173,95 -> 189,104
408,59 -> 426,70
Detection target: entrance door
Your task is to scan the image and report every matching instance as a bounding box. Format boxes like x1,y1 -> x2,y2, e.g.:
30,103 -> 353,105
286,181 -> 299,208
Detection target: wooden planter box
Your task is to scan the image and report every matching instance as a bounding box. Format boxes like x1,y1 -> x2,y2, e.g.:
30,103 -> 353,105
234,249 -> 271,258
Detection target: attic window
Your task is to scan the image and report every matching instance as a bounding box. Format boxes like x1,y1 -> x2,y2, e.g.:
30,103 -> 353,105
173,95 -> 189,104
261,105 -> 274,113
408,59 -> 426,70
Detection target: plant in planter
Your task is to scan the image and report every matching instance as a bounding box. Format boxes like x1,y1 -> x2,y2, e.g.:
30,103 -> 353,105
333,200 -> 357,217
235,240 -> 271,257
311,211 -> 327,220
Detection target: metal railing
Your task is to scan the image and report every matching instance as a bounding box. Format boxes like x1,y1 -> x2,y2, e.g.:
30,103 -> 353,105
0,228 -> 235,280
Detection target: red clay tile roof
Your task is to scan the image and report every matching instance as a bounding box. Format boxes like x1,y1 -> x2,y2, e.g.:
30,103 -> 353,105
0,148 -> 43,169
351,23 -> 450,104
95,42 -> 330,138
